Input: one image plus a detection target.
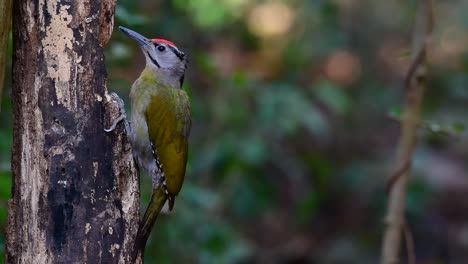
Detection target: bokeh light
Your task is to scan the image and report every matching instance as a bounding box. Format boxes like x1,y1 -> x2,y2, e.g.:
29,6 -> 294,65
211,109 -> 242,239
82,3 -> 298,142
247,2 -> 295,38
324,50 -> 361,86
435,26 -> 468,65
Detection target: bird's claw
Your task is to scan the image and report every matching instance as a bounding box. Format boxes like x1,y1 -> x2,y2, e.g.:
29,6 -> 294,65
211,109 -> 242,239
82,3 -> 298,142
105,92 -> 130,133
104,114 -> 127,132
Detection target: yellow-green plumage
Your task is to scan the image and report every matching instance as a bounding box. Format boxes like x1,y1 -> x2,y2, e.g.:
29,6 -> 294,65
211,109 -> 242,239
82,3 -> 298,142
131,68 -> 191,257
146,85 -> 191,196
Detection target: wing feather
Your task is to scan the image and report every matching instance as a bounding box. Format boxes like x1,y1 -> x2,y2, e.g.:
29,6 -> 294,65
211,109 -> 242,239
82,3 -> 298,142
145,89 -> 191,195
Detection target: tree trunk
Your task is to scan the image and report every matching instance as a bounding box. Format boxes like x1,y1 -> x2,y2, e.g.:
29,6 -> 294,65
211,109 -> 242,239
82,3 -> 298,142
7,0 -> 140,263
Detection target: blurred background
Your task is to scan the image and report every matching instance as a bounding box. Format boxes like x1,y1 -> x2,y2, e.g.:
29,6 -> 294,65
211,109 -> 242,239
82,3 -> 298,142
2,0 -> 468,263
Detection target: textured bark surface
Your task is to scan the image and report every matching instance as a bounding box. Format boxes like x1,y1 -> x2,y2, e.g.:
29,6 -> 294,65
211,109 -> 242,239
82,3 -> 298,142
7,0 -> 140,263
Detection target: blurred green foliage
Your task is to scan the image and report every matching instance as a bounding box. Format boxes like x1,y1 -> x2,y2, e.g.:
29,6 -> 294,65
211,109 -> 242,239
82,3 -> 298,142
0,31 -> 12,264
2,0 -> 468,263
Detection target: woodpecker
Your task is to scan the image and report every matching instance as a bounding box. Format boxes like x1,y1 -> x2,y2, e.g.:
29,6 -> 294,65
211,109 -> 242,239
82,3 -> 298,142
106,26 -> 191,260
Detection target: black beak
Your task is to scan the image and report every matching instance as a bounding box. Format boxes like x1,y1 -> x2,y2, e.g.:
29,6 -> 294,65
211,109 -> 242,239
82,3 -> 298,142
119,26 -> 150,47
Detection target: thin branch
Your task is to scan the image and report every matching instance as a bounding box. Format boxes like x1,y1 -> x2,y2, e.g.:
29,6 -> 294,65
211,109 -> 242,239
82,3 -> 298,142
403,221 -> 416,264
380,0 -> 434,264
386,158 -> 412,193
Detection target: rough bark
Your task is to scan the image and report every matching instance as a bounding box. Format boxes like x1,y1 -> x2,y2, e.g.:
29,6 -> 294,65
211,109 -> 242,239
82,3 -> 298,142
0,0 -> 12,111
7,0 -> 140,263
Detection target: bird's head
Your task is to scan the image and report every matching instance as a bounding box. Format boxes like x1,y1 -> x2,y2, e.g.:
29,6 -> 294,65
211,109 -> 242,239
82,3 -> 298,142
119,26 -> 188,87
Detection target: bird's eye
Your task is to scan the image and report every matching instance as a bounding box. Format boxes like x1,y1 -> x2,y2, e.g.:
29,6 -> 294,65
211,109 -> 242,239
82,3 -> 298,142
157,45 -> 166,52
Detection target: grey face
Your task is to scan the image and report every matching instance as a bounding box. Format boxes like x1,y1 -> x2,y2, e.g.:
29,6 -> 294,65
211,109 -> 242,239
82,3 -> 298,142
146,41 -> 187,70
119,26 -> 188,86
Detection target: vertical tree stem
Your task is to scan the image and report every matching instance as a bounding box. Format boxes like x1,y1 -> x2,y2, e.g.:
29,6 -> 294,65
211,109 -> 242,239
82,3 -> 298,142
380,1 -> 433,264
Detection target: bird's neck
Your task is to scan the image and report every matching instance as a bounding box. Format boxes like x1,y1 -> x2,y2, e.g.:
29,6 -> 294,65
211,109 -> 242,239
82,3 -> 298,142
130,67 -> 181,112
140,67 -> 182,89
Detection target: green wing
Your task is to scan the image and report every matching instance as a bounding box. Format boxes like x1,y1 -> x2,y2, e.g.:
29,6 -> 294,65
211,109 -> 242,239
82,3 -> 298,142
145,89 -> 191,196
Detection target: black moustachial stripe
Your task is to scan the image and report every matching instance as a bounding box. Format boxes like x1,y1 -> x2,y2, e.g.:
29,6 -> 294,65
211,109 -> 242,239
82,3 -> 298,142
179,74 -> 185,87
146,51 -> 160,68
168,45 -> 185,61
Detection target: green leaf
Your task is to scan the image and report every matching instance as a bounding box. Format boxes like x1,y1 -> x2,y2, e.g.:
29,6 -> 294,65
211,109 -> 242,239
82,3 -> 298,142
0,171 -> 11,199
388,106 -> 402,119
453,122 -> 466,133
314,80 -> 351,115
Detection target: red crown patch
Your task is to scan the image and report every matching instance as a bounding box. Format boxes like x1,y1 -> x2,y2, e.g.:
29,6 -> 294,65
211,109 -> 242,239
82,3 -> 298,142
152,38 -> 176,47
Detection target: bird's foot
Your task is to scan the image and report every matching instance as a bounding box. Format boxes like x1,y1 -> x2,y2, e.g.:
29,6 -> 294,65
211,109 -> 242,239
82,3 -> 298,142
105,92 -> 130,133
